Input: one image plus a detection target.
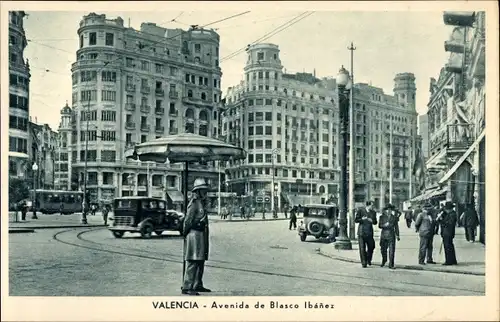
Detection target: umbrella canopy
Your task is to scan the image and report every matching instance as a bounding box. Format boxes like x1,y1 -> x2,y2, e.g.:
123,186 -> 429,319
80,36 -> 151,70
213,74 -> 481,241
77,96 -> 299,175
124,133 -> 247,163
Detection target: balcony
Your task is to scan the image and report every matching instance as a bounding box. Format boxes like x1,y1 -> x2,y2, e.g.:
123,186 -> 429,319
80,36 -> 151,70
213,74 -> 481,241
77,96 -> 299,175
141,124 -> 150,132
169,110 -> 178,117
169,127 -> 178,135
301,150 -> 308,156
140,86 -> 151,94
125,122 -> 136,130
447,124 -> 474,150
169,91 -> 179,99
125,103 -> 136,111
155,89 -> 164,97
140,105 -> 151,113
292,149 -> 298,154
155,107 -> 164,115
155,126 -> 165,133
443,11 -> 475,27
300,124 -> 307,129
292,137 -> 299,142
182,95 -> 213,106
126,84 -> 136,92
444,40 -> 465,53
125,142 -> 136,149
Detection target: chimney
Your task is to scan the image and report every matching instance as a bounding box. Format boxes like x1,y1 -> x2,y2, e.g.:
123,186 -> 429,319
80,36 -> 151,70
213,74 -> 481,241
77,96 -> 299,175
313,68 -> 316,77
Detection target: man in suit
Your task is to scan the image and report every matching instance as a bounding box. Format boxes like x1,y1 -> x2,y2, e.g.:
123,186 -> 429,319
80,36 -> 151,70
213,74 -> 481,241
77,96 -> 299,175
354,201 -> 377,268
181,178 -> 211,295
378,204 -> 400,269
437,201 -> 458,265
415,202 -> 437,265
460,203 -> 479,242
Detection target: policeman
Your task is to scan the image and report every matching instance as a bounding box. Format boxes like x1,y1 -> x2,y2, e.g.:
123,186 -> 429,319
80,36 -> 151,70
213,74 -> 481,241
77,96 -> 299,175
378,204 -> 400,269
181,178 -> 211,295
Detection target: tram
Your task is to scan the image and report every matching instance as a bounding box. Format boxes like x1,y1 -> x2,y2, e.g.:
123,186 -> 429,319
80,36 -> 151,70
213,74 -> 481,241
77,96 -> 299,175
30,189 -> 84,214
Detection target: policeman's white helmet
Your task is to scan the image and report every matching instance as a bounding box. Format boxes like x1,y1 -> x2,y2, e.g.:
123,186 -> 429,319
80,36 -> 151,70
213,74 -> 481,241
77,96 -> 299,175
192,178 -> 209,192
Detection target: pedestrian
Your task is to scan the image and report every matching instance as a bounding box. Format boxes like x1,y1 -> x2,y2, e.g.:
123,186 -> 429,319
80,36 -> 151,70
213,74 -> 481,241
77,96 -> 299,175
261,206 -> 265,220
181,178 -> 211,296
20,200 -> 28,221
354,200 -> 377,268
436,201 -> 458,266
102,205 -> 109,225
412,204 -> 422,223
284,204 -> 288,219
378,203 -> 400,269
404,206 -> 413,228
460,203 -> 479,242
415,202 -> 437,265
289,206 -> 297,230
240,205 -> 246,220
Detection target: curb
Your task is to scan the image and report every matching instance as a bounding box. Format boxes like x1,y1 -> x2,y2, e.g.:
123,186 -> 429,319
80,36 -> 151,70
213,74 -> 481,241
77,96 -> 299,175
212,218 -> 290,223
317,248 -> 485,276
9,228 -> 35,234
8,225 -> 108,230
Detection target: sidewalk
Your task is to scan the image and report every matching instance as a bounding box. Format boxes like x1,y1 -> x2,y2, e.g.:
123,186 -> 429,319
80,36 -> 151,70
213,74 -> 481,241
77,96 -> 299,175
319,225 -> 485,276
8,211 -> 294,231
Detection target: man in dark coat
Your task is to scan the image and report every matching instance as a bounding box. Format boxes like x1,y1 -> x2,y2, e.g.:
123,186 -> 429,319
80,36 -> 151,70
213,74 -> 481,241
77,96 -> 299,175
437,201 -> 458,265
460,203 -> 479,242
378,204 -> 400,269
415,202 -> 437,265
289,205 -> 298,230
181,178 -> 211,295
354,200 -> 377,268
404,206 -> 413,228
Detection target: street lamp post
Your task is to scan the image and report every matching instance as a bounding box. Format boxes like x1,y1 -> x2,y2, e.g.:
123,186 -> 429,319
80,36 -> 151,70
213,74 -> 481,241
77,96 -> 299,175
335,66 -> 353,250
271,148 -> 279,217
32,162 -> 39,219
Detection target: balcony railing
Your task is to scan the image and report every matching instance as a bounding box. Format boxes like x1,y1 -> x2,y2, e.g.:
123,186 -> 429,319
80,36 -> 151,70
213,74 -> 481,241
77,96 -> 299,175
155,89 -> 165,97
155,107 -> 164,115
447,124 -> 474,150
169,127 -> 178,134
141,124 -> 150,132
126,84 -> 136,92
155,126 -> 165,133
140,105 -> 151,113
169,110 -> 178,116
125,142 -> 136,149
169,91 -> 179,99
125,103 -> 136,111
140,86 -> 151,94
125,122 -> 136,130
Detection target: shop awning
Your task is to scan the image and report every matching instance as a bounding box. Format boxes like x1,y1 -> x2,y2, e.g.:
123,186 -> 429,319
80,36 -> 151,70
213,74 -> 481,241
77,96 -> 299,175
166,190 -> 184,203
410,186 -> 447,202
439,129 -> 485,185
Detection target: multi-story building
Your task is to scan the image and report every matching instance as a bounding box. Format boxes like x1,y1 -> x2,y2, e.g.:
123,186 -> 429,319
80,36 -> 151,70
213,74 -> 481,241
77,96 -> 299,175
55,102 -> 73,190
352,74 -> 419,209
423,11 -> 485,243
418,114 -> 429,159
8,11 -> 31,185
70,13 -> 223,206
222,43 -> 418,211
28,120 -> 59,190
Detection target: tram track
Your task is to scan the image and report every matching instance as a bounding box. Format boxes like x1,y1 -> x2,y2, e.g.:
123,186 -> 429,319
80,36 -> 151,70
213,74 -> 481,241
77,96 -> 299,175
52,228 -> 483,296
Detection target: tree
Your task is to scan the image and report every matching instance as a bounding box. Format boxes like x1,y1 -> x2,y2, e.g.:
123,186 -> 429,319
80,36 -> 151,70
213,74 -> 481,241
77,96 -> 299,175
9,178 -> 30,204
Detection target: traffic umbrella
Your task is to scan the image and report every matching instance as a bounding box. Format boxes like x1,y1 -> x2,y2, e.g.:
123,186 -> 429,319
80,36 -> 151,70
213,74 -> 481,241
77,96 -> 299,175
124,133 -> 247,209
124,133 -> 247,288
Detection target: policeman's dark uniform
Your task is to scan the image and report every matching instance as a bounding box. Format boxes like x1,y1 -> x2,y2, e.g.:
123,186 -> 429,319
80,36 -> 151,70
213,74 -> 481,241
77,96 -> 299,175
378,204 -> 400,269
354,201 -> 377,267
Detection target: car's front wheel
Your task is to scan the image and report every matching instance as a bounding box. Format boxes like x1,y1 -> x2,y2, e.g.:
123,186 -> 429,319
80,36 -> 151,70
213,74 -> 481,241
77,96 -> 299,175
141,223 -> 154,239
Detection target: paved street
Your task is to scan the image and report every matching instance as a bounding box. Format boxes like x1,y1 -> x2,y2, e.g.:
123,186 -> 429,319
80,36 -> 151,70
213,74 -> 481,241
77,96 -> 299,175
9,220 -> 484,296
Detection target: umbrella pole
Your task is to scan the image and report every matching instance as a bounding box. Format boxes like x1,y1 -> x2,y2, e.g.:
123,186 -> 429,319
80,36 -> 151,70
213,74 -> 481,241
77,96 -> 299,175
182,161 -> 188,287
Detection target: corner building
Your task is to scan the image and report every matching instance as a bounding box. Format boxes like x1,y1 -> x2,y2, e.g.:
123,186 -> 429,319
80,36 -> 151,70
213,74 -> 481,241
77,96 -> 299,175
223,43 -> 419,211
8,11 -> 31,182
70,13 -> 223,205
223,43 -> 341,209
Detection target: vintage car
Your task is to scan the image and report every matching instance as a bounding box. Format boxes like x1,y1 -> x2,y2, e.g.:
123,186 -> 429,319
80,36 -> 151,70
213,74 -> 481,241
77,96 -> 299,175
298,204 -> 339,242
109,197 -> 184,239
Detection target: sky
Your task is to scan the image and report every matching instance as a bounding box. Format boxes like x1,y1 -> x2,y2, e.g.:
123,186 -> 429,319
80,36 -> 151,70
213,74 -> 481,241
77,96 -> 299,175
21,10 -> 453,130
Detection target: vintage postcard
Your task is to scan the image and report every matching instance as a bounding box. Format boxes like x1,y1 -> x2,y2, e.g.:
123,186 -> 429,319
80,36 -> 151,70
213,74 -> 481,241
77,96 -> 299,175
1,1 -> 498,321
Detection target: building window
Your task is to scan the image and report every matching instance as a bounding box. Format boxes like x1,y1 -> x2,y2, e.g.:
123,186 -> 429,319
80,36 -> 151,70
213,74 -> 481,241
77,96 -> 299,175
265,112 -> 272,121
101,90 -> 116,102
101,71 -> 116,82
257,52 -> 264,60
256,126 -> 263,135
105,33 -> 114,46
194,44 -> 201,53
80,71 -> 97,82
81,110 -> 97,121
265,126 -> 272,135
89,32 -> 97,45
188,90 -> 193,98
101,150 -> 116,162
141,135 -> 147,143
101,110 -> 116,122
